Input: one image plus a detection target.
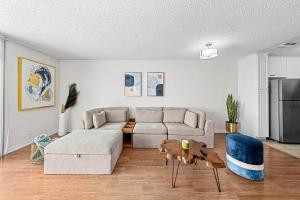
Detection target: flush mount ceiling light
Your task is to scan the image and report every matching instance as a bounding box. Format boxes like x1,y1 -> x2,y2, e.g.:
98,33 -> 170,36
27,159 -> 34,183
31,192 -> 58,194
200,43 -> 218,59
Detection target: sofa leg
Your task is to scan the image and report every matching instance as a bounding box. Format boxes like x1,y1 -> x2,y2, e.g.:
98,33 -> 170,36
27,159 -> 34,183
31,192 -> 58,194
165,158 -> 168,166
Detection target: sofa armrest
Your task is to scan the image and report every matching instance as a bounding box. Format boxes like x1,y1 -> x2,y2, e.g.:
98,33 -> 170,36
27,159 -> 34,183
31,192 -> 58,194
79,119 -> 85,129
204,119 -> 214,148
204,119 -> 214,134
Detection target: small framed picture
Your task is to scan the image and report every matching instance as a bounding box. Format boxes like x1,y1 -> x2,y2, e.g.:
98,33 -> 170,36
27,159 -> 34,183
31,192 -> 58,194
124,72 -> 142,97
147,72 -> 164,96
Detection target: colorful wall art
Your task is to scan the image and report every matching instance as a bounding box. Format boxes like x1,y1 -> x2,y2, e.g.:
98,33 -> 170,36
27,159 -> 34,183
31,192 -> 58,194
124,72 -> 142,96
18,57 -> 56,111
147,72 -> 164,96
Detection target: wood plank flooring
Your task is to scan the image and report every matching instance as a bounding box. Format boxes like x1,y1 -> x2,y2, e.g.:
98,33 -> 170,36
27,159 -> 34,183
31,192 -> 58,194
1,134 -> 300,200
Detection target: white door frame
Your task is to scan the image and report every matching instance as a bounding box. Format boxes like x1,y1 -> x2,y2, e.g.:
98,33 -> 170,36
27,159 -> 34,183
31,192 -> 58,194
0,39 -> 5,157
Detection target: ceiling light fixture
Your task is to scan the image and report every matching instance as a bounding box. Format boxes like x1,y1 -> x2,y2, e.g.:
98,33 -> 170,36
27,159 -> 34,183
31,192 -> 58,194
200,43 -> 218,59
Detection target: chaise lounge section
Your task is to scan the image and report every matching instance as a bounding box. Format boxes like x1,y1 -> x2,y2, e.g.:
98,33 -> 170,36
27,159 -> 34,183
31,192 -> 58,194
44,129 -> 123,174
44,107 -> 129,174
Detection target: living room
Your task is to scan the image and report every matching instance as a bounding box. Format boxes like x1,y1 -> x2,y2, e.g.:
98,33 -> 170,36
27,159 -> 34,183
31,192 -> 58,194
1,1 -> 300,200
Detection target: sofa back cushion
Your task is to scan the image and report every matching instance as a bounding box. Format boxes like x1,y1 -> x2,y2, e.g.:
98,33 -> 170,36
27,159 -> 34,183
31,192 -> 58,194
184,111 -> 198,128
92,111 -> 106,128
188,108 -> 206,129
135,107 -> 163,123
103,107 -> 129,120
103,108 -> 127,123
163,108 -> 186,123
83,108 -> 102,129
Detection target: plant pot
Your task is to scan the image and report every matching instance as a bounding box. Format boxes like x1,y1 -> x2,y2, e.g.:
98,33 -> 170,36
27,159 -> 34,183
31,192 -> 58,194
225,121 -> 238,133
58,113 -> 66,137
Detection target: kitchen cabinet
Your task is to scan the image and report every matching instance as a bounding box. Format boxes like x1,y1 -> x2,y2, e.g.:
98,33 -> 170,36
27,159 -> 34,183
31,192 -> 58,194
286,57 -> 300,78
268,56 -> 287,78
258,53 -> 268,89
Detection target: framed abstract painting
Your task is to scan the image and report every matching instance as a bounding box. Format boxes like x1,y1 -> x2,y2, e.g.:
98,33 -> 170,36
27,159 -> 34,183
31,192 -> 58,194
147,72 -> 164,96
124,72 -> 142,97
18,57 -> 56,111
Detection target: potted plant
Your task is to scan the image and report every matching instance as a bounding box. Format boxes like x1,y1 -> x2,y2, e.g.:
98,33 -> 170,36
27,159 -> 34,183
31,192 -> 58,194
58,83 -> 79,136
225,94 -> 238,133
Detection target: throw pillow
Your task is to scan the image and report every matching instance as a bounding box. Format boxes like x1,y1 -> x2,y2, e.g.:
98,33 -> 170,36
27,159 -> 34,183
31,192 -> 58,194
83,108 -> 102,129
184,111 -> 198,128
93,111 -> 106,128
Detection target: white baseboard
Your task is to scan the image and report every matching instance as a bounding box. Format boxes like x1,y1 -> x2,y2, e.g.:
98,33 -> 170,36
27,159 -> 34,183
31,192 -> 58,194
5,138 -> 34,154
4,132 -> 57,155
215,129 -> 226,133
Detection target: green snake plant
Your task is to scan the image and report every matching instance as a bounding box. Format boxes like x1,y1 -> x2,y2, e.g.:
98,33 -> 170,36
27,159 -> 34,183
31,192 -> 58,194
226,94 -> 238,123
61,83 -> 79,113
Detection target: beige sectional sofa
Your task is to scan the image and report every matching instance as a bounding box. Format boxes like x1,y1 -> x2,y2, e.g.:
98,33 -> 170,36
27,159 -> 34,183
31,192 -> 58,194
44,106 -> 214,175
133,107 -> 214,148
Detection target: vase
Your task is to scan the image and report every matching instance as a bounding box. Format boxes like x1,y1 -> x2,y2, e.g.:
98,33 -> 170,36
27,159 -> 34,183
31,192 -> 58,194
58,113 -> 66,137
225,121 -> 239,133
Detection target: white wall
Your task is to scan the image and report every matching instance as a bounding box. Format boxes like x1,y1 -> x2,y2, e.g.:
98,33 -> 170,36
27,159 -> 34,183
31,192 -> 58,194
237,54 -> 259,136
4,41 -> 59,154
59,60 -> 237,132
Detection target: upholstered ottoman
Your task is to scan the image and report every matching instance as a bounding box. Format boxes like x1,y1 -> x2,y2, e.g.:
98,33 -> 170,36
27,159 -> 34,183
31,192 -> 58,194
44,129 -> 123,174
226,134 -> 264,181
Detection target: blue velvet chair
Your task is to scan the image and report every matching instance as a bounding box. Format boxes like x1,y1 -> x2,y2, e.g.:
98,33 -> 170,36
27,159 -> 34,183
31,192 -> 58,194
226,134 -> 264,181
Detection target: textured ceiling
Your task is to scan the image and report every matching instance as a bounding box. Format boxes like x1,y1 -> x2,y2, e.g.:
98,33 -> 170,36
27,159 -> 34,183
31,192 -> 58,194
1,0 -> 300,60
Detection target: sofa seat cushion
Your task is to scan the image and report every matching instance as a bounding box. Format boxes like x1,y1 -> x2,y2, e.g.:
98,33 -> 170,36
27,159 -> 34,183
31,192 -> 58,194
133,123 -> 167,135
164,123 -> 204,136
99,122 -> 126,130
45,130 -> 122,155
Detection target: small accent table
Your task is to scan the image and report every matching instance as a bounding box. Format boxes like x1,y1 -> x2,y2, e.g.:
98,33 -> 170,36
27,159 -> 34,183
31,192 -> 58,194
122,118 -> 135,148
159,139 -> 226,192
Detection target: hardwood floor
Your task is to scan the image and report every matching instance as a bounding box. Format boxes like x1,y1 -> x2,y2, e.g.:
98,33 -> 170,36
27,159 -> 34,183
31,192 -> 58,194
1,134 -> 300,200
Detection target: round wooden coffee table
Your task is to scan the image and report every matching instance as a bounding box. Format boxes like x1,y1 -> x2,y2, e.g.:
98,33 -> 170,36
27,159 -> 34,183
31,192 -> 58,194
159,139 -> 225,192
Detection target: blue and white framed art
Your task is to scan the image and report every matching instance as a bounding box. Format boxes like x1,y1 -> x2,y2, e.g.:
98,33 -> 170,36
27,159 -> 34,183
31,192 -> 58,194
147,72 -> 164,96
124,72 -> 142,97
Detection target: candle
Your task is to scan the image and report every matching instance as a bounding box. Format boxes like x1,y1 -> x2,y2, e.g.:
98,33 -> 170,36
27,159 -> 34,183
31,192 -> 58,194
182,140 -> 189,149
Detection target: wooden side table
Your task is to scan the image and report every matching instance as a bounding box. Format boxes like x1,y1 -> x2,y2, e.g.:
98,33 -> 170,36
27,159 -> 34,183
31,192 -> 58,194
122,118 -> 135,148
159,139 -> 226,192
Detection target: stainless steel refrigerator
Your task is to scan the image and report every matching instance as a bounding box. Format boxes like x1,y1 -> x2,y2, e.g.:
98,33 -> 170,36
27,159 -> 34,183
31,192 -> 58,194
270,79 -> 300,143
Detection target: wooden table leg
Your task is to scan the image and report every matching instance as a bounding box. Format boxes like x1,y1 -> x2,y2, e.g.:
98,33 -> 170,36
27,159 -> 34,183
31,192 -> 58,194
212,168 -> 221,192
172,160 -> 180,188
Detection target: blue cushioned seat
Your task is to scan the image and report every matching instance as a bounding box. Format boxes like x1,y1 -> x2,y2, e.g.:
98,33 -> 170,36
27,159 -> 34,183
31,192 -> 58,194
226,134 -> 264,181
